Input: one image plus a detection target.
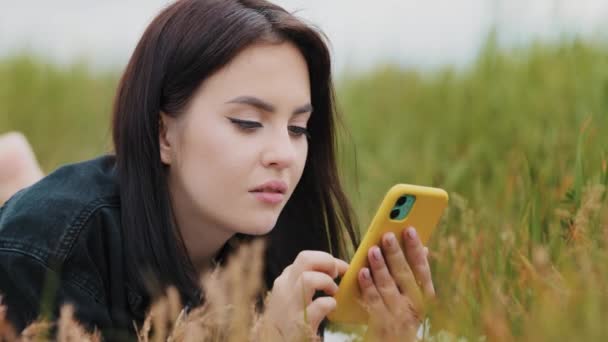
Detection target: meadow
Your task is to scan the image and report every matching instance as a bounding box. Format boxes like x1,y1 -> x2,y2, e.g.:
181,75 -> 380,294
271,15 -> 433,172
1,35 -> 607,341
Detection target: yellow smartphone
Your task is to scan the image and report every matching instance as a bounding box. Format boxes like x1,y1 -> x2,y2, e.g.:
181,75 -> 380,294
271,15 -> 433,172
327,184 -> 448,324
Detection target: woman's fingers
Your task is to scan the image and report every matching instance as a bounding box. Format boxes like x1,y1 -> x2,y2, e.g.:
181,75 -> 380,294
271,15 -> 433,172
335,259 -> 349,276
402,227 -> 435,299
378,231 -> 424,313
292,251 -> 347,280
306,296 -> 337,333
366,245 -> 402,312
298,271 -> 339,303
264,251 -> 349,341
357,267 -> 385,314
380,232 -> 420,295
353,230 -> 434,339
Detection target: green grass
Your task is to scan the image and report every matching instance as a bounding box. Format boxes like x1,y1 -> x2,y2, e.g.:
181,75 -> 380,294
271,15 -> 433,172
2,37 -> 608,340
0,53 -> 116,170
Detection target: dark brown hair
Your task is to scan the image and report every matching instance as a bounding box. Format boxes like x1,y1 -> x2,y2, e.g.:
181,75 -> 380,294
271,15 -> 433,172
112,0 -> 360,305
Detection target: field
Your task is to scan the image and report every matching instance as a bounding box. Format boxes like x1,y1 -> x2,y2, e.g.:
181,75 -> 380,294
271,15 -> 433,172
1,36 -> 608,340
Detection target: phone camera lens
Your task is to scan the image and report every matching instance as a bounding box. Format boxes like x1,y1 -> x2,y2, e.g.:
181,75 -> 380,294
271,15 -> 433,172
396,196 -> 407,206
390,209 -> 400,219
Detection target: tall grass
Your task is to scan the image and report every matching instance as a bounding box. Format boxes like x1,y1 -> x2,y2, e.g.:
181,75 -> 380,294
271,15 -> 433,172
335,36 -> 608,341
0,53 -> 116,171
1,37 -> 608,340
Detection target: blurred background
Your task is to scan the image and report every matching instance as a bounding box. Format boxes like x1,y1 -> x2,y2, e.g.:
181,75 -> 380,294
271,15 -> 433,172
1,0 -> 608,340
2,0 -> 608,71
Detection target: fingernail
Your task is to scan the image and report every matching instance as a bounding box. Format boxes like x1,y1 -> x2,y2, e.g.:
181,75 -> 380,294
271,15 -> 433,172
384,233 -> 396,247
372,247 -> 382,261
362,268 -> 371,280
407,227 -> 417,239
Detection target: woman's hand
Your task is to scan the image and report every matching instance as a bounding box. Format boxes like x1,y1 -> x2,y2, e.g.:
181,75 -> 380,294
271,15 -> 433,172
358,227 -> 435,342
256,251 -> 348,340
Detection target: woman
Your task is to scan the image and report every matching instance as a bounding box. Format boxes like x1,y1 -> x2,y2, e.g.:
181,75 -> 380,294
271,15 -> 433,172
0,0 -> 435,340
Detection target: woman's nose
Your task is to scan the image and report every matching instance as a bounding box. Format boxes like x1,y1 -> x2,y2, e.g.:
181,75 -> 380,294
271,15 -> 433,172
261,129 -> 298,169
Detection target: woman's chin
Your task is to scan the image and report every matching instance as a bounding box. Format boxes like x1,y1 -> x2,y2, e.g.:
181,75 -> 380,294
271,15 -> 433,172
238,217 -> 278,236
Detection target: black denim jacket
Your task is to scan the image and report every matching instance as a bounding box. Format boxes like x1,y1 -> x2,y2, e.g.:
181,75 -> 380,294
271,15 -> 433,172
0,155 -> 162,340
0,155 -> 329,340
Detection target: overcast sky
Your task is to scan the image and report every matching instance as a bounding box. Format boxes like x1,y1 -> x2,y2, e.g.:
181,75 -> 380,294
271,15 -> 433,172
1,0 -> 607,73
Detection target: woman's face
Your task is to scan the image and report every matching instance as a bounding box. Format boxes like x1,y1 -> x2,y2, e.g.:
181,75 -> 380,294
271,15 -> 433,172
160,41 -> 311,236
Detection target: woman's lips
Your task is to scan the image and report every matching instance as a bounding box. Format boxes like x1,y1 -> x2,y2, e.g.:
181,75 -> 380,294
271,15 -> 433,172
250,191 -> 284,204
249,180 -> 287,204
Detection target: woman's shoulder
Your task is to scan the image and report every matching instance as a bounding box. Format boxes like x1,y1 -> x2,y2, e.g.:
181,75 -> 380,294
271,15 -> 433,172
0,154 -> 121,267
0,155 -> 143,335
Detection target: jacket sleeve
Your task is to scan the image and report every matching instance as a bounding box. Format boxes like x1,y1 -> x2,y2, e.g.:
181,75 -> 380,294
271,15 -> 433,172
0,249 -> 113,335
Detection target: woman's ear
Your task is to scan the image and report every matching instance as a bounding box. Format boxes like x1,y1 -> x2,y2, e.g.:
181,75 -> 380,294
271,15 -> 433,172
159,112 -> 174,165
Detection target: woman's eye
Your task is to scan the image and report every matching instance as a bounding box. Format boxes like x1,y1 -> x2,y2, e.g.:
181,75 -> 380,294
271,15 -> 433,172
228,118 -> 262,130
288,126 -> 310,139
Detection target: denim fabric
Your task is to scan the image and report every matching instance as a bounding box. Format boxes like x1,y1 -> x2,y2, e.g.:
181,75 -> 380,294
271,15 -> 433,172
0,155 -> 145,341
0,155 -> 329,340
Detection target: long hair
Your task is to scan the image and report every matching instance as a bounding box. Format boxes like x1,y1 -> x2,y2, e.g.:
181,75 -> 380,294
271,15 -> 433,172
111,0 -> 360,305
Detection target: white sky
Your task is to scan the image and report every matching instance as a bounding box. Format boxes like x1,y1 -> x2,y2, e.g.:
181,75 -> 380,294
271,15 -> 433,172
0,0 -> 607,73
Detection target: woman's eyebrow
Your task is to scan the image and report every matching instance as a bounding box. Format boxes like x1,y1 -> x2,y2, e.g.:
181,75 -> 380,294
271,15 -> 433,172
225,96 -> 313,115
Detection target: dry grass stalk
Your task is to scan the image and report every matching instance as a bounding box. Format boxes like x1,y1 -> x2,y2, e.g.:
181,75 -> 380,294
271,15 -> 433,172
0,300 -> 18,341
602,202 -> 608,244
1,238 -> 317,341
556,184 -> 605,244
20,319 -> 53,341
136,238 -> 320,342
482,308 -> 514,342
573,184 -> 605,240
56,305 -> 102,342
0,303 -> 101,342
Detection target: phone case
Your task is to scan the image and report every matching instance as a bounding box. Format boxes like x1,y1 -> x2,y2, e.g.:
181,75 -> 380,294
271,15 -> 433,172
327,184 -> 448,324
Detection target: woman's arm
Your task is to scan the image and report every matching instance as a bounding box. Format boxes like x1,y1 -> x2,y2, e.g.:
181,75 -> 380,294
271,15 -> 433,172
0,250 -> 112,335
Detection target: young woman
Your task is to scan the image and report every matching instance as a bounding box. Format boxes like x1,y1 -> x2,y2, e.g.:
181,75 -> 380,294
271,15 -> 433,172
0,0 -> 435,340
